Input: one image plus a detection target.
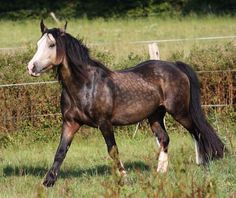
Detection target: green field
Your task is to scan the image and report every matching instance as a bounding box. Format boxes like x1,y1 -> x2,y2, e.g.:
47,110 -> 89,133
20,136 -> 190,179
0,16 -> 236,64
0,16 -> 236,197
0,115 -> 236,197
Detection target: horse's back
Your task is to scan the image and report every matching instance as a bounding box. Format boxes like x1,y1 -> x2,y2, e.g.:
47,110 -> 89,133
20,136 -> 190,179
116,60 -> 188,93
117,60 -> 187,83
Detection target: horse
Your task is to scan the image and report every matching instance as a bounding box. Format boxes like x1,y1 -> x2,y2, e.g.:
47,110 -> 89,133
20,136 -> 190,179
27,20 -> 225,187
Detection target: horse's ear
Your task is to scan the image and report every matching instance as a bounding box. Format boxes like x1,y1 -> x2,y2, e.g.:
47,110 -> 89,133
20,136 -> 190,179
60,21 -> 67,35
40,19 -> 48,33
64,21 -> 68,31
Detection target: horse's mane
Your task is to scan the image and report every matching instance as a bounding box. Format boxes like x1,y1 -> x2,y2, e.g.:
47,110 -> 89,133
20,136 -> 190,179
45,28 -> 111,81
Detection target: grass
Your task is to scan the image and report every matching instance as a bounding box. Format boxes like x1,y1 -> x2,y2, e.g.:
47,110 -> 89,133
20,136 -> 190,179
0,16 -> 236,65
0,114 -> 235,197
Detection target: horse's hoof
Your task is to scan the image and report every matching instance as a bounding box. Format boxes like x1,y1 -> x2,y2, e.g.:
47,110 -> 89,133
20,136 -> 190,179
157,167 -> 168,173
43,179 -> 55,187
42,171 -> 57,187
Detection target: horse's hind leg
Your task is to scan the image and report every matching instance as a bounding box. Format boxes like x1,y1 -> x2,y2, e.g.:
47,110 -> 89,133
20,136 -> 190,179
173,113 -> 204,165
99,121 -> 127,179
148,106 -> 169,173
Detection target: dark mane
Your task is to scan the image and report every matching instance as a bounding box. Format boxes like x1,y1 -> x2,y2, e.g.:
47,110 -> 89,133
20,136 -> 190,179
45,28 -> 111,81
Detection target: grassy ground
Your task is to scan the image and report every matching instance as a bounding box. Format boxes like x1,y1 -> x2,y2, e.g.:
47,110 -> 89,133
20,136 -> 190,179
0,16 -> 236,64
0,114 -> 235,197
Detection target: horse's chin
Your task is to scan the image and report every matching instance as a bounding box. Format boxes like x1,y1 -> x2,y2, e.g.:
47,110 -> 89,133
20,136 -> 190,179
30,73 -> 41,77
28,69 -> 41,77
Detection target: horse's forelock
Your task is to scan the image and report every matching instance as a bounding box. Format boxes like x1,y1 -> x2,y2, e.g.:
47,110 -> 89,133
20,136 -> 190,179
46,28 -> 110,80
46,29 -> 66,64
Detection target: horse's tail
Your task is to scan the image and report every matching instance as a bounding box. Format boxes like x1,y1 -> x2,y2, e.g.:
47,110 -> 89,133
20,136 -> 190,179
175,61 -> 226,164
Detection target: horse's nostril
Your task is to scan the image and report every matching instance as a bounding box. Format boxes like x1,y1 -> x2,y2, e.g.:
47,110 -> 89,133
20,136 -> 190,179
32,63 -> 37,73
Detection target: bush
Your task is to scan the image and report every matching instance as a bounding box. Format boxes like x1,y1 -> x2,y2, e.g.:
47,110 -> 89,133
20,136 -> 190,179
169,42 -> 236,110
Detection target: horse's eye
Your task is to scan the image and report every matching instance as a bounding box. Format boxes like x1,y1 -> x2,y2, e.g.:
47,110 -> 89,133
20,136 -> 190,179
49,43 -> 56,48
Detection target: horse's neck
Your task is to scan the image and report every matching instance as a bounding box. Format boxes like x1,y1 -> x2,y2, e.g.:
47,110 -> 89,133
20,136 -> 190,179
59,56 -> 110,89
59,64 -> 86,90
59,61 -> 101,94
58,64 -> 85,108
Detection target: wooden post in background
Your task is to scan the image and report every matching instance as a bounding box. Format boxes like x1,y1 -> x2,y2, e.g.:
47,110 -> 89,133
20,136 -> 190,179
148,43 -> 160,60
133,43 -> 160,138
50,12 -> 60,24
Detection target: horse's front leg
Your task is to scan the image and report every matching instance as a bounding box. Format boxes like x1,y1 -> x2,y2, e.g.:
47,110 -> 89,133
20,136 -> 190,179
43,121 -> 80,187
99,122 -> 127,180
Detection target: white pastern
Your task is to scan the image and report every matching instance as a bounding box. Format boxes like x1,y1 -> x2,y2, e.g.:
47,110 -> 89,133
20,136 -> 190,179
119,161 -> 127,176
194,140 -> 203,165
120,170 -> 127,177
157,150 -> 168,173
155,137 -> 160,147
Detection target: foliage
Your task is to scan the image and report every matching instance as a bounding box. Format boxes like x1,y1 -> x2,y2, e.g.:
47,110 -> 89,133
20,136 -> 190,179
0,48 -> 54,84
169,42 -> 236,71
187,43 -> 236,71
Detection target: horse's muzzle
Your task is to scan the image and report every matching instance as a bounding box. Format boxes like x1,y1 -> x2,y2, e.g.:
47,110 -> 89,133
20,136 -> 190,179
27,61 -> 41,77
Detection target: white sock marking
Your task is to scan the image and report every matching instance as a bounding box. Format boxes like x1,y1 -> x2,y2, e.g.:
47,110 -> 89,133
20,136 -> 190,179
155,137 -> 160,147
195,140 -> 203,164
157,150 -> 168,173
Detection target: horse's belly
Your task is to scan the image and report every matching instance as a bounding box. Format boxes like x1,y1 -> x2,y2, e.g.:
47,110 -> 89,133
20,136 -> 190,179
111,100 -> 159,125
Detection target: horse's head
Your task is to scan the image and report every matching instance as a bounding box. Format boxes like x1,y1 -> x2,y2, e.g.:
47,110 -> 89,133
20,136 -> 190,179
27,20 -> 67,77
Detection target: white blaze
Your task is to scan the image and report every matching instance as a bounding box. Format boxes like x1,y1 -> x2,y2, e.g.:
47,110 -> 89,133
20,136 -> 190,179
27,33 -> 56,76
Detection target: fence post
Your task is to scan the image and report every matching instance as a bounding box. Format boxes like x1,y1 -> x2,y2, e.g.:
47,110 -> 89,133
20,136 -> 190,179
133,43 -> 160,138
148,43 -> 160,60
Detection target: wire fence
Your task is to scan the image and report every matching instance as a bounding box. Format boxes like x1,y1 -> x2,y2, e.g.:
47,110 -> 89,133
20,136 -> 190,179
0,35 -> 235,128
129,35 -> 236,44
0,70 -> 235,88
0,81 -> 57,88
0,35 -> 236,51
